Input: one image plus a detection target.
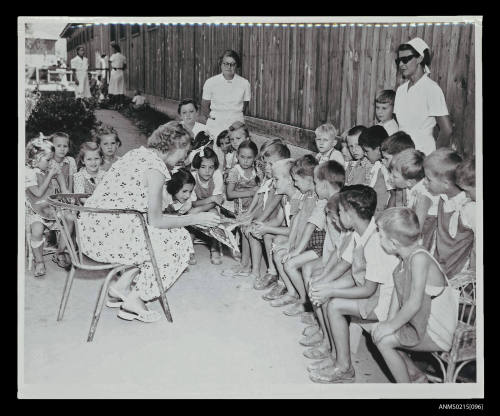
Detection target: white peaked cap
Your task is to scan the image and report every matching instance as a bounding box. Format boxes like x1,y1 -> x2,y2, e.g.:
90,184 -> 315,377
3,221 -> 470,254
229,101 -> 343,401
405,37 -> 431,74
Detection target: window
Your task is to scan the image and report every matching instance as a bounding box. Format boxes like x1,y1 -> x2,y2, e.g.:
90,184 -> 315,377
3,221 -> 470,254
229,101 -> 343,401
131,24 -> 140,36
119,24 -> 126,39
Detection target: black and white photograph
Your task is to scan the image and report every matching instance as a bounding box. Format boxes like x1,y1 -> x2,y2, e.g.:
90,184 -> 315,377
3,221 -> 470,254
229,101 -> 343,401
18,16 -> 483,399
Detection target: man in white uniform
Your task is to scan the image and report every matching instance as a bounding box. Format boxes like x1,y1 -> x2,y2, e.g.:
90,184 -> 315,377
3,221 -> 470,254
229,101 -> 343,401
70,46 -> 91,99
201,50 -> 251,138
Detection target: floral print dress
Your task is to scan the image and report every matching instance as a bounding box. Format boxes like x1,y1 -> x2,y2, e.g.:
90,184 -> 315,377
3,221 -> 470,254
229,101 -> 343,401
78,146 -> 194,301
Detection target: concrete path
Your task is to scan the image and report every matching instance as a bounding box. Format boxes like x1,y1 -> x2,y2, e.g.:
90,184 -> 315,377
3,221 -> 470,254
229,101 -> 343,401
20,110 -> 389,399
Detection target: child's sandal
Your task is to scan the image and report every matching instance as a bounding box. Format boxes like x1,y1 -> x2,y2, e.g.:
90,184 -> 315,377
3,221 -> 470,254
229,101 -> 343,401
33,260 -> 46,278
52,253 -> 72,269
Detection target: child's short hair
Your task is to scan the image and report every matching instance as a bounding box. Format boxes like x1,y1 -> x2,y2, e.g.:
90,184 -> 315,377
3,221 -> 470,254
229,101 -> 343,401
25,136 -> 54,168
358,125 -> 389,150
380,132 -> 415,155
455,157 -> 475,188
347,125 -> 367,137
290,154 -> 318,178
338,184 -> 377,221
177,98 -> 198,114
50,132 -> 70,143
389,149 -> 426,181
375,89 -> 396,106
228,120 -> 250,138
191,146 -> 220,170
326,192 -> 342,216
76,141 -> 102,170
261,139 -> 291,159
237,139 -> 258,157
315,160 -> 346,190
193,131 -> 211,150
424,148 -> 463,183
216,130 -> 230,147
166,168 -> 196,196
272,158 -> 295,178
376,207 -> 421,246
315,123 -> 337,140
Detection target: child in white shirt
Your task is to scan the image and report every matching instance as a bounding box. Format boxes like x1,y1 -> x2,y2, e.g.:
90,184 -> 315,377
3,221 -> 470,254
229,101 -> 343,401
314,123 -> 345,166
375,89 -> 399,136
130,89 -> 146,110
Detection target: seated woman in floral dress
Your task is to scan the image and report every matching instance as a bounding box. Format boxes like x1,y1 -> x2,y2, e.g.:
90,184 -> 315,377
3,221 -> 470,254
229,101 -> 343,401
78,121 -> 220,323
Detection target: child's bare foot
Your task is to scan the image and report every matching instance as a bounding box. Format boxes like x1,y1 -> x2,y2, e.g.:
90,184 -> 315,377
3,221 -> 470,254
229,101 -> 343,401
302,323 -> 320,337
283,301 -> 307,316
270,294 -> 299,307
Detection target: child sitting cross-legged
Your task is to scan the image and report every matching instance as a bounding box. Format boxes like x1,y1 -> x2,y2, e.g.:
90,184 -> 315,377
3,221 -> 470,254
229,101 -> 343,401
307,185 -> 399,384
388,149 -> 440,251
372,207 -> 459,383
280,160 -> 346,317
423,148 -> 475,279
190,146 -> 225,265
381,131 -> 415,208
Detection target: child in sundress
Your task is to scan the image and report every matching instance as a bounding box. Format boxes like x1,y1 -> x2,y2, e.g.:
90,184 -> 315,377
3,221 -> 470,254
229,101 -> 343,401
73,142 -> 106,195
49,132 -> 77,192
226,139 -> 260,275
191,147 -> 225,265
373,207 -> 459,383
25,137 -> 71,277
96,131 -> 122,171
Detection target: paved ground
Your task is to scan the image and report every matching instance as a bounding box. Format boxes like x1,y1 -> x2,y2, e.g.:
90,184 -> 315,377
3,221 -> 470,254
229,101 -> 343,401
20,110 -> 390,398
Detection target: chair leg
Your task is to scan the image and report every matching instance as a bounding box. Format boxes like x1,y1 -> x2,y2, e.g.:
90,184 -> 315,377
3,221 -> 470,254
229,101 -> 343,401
158,289 -> 173,323
218,241 -> 223,258
87,267 -> 122,342
57,266 -> 76,321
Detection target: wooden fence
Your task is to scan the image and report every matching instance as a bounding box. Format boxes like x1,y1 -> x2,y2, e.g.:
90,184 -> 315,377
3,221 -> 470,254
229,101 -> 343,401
65,22 -> 476,156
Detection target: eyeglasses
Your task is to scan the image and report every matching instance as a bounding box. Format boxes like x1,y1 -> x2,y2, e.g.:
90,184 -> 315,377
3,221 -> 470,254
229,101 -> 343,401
395,55 -> 417,66
222,62 -> 237,68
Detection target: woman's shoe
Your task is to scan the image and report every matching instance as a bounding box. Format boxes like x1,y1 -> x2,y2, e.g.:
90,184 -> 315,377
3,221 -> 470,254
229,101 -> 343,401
106,287 -> 128,308
117,306 -> 161,323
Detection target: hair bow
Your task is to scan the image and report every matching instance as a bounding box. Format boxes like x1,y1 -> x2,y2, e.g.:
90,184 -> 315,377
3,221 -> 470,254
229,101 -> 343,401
31,133 -> 53,151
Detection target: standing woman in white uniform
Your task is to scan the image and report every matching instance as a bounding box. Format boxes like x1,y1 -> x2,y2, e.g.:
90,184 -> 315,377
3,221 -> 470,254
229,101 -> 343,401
108,42 -> 127,108
201,50 -> 251,139
70,46 -> 91,99
393,38 -> 453,155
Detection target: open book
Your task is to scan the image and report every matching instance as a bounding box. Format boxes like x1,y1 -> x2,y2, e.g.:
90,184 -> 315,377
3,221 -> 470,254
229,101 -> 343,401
188,204 -> 250,254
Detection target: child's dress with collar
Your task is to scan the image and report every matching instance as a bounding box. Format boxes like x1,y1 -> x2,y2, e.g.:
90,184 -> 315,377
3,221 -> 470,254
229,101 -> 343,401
433,191 -> 475,279
50,156 -> 77,192
227,164 -> 259,215
25,166 -> 58,228
73,168 -> 106,194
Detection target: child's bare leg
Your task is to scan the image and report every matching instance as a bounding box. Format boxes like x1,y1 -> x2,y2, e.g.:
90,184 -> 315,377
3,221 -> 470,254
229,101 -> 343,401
240,232 -> 251,271
274,250 -> 296,296
374,334 -> 413,383
263,234 -> 277,275
57,212 -> 74,256
284,250 -> 318,303
248,234 -> 263,276
30,222 -> 45,273
326,297 -> 370,371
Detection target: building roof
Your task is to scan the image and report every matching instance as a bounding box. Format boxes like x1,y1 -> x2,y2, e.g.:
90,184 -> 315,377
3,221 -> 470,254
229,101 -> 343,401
60,24 -> 78,38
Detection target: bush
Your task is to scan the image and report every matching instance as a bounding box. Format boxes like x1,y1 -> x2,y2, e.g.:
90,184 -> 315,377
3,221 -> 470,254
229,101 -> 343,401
25,92 -> 99,156
118,103 -> 171,137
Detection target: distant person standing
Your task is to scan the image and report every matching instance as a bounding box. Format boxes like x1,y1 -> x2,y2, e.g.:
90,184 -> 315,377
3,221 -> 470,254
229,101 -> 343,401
393,38 -> 452,155
108,41 -> 127,109
70,45 -> 91,99
98,53 -> 108,84
201,50 -> 251,138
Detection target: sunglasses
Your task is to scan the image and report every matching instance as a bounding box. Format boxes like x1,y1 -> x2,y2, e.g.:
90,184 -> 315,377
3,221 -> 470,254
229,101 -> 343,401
222,62 -> 237,68
395,55 -> 417,66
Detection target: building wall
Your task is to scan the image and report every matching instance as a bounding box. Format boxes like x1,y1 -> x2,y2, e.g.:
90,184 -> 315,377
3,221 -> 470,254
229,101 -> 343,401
66,23 -> 476,157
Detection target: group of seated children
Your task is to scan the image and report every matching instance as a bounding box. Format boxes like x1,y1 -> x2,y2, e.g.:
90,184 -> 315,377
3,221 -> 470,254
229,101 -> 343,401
162,92 -> 475,384
25,129 -> 123,278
